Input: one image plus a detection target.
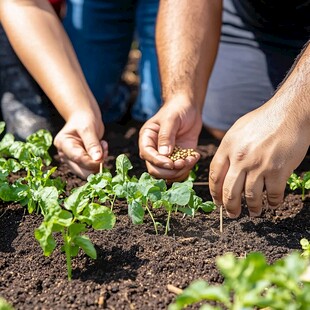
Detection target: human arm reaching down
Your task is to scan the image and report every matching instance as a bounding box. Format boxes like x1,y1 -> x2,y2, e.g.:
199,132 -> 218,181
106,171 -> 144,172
139,0 -> 222,182
0,0 -> 107,179
209,40 -> 310,218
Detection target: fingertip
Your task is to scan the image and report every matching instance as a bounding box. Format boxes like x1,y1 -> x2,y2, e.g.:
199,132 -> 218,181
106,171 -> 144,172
101,140 -> 108,150
158,145 -> 170,156
212,198 -> 223,208
226,210 -> 240,219
249,210 -> 262,217
89,148 -> 103,161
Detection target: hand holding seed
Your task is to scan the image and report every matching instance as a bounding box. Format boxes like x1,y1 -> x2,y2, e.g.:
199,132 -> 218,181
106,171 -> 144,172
168,146 -> 198,162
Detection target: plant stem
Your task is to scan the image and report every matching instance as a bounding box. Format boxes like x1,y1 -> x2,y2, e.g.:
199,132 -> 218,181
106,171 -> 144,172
63,232 -> 72,280
145,204 -> 158,235
165,210 -> 171,235
302,186 -> 305,201
220,205 -> 223,234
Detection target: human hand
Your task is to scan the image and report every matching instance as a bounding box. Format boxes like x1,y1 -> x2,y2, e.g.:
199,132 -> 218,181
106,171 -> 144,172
139,96 -> 201,183
54,111 -> 108,179
209,102 -> 309,218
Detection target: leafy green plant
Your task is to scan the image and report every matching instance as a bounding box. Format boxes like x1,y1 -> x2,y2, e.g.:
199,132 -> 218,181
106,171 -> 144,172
0,123 -> 215,278
108,154 -> 215,235
0,122 -> 65,213
169,251 -> 310,310
35,185 -> 116,280
287,172 -> 310,201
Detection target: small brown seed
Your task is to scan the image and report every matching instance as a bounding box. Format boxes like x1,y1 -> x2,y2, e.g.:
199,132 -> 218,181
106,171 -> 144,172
168,145 -> 197,162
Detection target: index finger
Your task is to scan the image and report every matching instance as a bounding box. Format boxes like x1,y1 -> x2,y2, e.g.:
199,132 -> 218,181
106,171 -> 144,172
209,152 -> 230,206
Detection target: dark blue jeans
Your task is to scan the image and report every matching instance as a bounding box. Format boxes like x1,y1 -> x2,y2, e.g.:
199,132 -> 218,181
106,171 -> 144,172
63,0 -> 161,123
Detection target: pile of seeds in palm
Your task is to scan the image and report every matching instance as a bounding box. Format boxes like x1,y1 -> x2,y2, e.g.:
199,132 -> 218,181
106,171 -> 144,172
168,145 -> 196,161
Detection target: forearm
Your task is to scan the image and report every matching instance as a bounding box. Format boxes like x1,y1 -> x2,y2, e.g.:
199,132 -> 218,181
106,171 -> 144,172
273,40 -> 310,137
156,0 -> 222,110
0,0 -> 101,121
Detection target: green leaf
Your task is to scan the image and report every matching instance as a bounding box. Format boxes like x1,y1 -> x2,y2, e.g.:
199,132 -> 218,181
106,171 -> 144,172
0,133 -> 15,154
128,199 -> 145,225
74,235 -> 97,259
115,154 -> 133,182
199,201 -> 216,213
64,184 -> 89,215
169,280 -> 229,310
6,158 -> 22,173
0,297 -> 14,310
165,181 -> 193,206
35,221 -> 57,256
0,182 -> 28,202
68,223 -> 87,237
0,121 -> 5,135
83,203 -> 116,230
38,186 -> 61,215
55,210 -> 73,227
8,141 -> 29,161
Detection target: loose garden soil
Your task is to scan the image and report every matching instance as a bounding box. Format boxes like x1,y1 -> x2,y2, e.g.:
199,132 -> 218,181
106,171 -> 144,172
1,50 -> 310,309
0,120 -> 309,310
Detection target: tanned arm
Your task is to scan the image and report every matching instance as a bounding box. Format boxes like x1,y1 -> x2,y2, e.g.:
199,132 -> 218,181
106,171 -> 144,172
0,0 -> 107,179
209,39 -> 310,218
157,0 -> 222,110
139,0 -> 222,182
0,0 -> 101,121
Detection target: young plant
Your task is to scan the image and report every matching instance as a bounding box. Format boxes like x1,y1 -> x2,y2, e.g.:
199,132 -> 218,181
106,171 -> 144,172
301,238 -> 310,259
35,185 -> 116,280
169,251 -> 310,310
87,154 -> 215,235
109,154 -> 215,234
0,127 -> 65,214
287,171 -> 310,201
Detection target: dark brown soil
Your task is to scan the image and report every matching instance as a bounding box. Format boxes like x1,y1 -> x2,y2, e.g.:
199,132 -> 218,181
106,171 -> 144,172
0,121 -> 310,310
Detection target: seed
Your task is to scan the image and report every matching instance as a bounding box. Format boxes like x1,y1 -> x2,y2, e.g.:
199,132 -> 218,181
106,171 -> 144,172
168,145 -> 197,162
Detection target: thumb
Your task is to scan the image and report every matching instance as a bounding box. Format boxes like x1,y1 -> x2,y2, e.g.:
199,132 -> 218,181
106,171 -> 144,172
157,121 -> 178,156
80,130 -> 104,162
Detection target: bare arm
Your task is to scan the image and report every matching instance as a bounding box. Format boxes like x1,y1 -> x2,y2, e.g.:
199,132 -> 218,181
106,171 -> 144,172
0,0 -> 107,179
0,0 -> 101,121
157,0 -> 222,109
139,0 -> 222,181
209,40 -> 310,218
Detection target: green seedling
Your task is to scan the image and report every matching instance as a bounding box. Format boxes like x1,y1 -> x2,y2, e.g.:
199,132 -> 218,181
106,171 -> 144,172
110,155 -> 215,235
35,185 -> 116,280
169,251 -> 310,310
287,171 -> 310,201
0,125 -> 64,214
301,238 -> 310,259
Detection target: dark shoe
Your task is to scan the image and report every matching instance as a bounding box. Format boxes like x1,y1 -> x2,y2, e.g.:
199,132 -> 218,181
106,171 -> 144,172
0,23 -> 64,141
0,65 -> 64,141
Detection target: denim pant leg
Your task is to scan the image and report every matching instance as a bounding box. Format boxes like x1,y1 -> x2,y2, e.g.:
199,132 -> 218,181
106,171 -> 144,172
63,0 -> 136,123
131,0 -> 161,122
